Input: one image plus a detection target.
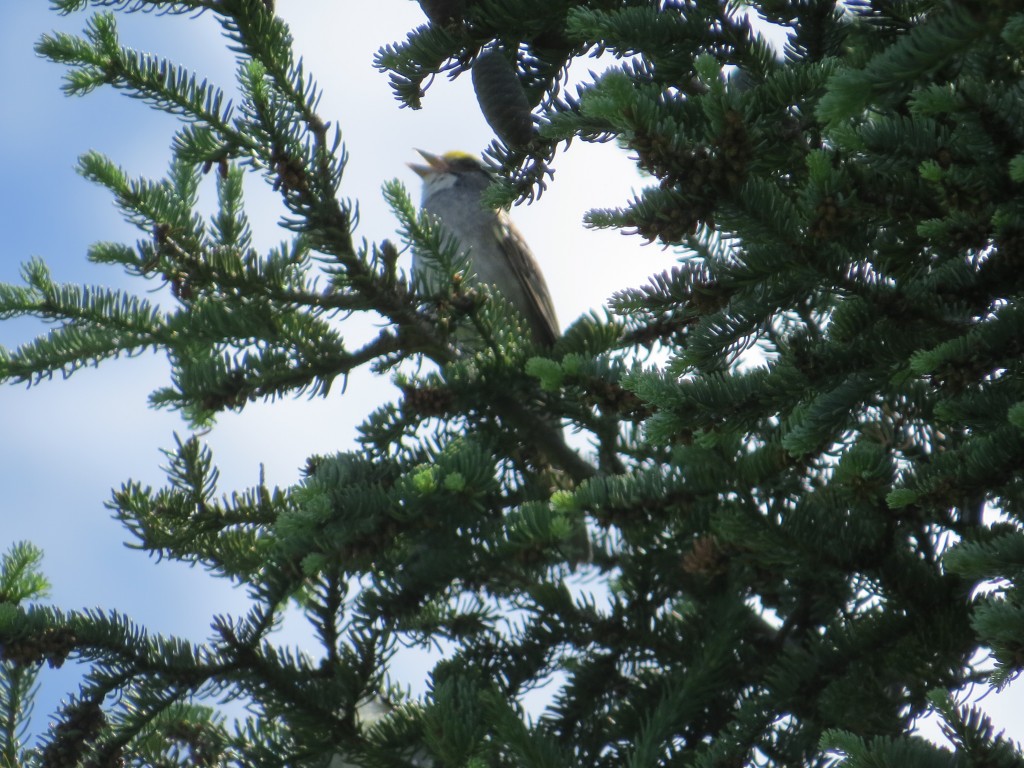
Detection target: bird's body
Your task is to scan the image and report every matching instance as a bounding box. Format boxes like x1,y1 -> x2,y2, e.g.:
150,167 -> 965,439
409,151 -> 559,347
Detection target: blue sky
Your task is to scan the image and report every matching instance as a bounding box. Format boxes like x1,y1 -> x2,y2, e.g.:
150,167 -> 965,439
2,0 -> 1021,751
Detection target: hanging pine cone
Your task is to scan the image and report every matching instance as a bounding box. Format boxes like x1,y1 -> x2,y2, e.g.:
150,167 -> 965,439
472,48 -> 536,149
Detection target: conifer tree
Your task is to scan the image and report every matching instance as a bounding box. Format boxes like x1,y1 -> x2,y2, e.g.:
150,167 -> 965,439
3,1 -> 1024,766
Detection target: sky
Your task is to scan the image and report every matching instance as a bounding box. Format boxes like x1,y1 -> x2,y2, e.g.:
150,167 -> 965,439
1,0 -> 1021,752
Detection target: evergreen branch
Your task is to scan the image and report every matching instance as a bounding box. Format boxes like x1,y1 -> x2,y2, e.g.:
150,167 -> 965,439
0,259 -> 167,384
374,24 -> 471,110
36,13 -> 237,138
818,5 -> 988,124
0,660 -> 38,768
0,543 -> 49,768
130,703 -> 233,767
0,600 -> 389,766
0,603 -> 257,766
0,543 -> 50,605
77,152 -> 207,246
108,436 -> 278,577
51,0 -> 206,13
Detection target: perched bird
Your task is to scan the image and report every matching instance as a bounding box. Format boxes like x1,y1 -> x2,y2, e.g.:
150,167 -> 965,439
408,150 -> 559,347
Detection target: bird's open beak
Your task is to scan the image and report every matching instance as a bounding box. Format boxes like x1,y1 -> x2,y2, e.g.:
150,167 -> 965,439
408,149 -> 449,178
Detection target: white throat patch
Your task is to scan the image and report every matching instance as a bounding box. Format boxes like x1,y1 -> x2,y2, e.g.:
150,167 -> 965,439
422,172 -> 459,202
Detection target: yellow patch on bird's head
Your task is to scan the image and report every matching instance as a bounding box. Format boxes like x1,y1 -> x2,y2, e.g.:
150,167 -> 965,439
440,150 -> 477,162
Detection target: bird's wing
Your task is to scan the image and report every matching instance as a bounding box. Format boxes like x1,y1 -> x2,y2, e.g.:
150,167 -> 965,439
495,215 -> 560,347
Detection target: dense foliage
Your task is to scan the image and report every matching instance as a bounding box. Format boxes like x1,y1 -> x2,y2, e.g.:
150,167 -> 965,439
3,0 -> 1024,766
